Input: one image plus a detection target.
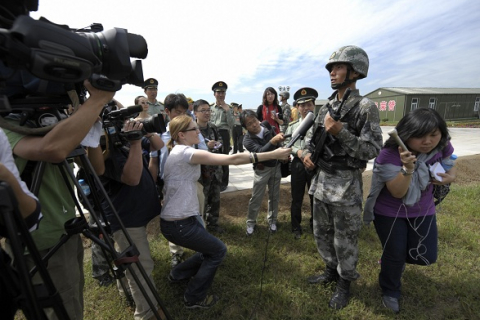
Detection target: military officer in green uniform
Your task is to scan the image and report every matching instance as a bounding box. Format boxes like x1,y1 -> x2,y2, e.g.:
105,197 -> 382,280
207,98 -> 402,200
209,81 -> 234,190
143,78 -> 165,118
284,87 -> 317,239
301,45 -> 383,310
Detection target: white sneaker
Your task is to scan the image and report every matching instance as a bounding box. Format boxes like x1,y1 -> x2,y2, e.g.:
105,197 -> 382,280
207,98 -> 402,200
246,226 -> 254,236
269,223 -> 277,233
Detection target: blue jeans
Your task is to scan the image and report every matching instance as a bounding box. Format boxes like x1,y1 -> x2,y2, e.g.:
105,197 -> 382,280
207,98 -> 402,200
161,216 -> 227,302
374,213 -> 438,298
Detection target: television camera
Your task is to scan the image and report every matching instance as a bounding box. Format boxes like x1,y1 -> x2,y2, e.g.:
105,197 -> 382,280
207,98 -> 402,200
102,103 -> 166,148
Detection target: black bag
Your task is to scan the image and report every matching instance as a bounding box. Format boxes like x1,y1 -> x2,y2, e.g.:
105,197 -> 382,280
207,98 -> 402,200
433,183 -> 451,206
280,156 -> 292,178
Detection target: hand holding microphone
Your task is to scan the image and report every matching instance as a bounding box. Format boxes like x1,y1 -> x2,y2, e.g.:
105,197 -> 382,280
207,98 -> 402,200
285,111 -> 315,148
388,128 -> 416,169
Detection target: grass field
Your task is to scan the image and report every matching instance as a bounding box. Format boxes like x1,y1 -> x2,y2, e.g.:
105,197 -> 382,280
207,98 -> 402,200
11,155 -> 480,320
77,164 -> 480,320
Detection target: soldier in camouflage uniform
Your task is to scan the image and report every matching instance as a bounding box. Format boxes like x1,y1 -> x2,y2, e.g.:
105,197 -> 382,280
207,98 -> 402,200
195,99 -> 225,233
301,45 -> 383,310
279,91 -> 292,133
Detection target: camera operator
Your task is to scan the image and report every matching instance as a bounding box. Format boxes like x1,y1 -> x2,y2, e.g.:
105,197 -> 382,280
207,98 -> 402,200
1,128 -> 43,319
2,80 -> 114,320
89,118 -> 163,320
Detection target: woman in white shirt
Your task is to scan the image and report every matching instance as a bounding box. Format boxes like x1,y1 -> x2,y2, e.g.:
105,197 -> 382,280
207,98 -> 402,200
161,115 -> 290,309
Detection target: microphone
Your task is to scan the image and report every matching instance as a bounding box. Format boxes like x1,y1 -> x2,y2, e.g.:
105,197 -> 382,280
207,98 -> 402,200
387,128 -> 409,152
285,111 -> 314,148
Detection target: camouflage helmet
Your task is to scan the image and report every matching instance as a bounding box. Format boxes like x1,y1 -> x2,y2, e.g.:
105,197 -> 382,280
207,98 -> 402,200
325,45 -> 369,79
279,91 -> 290,99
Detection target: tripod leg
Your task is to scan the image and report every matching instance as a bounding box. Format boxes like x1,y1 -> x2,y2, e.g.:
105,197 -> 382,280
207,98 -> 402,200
113,228 -> 160,319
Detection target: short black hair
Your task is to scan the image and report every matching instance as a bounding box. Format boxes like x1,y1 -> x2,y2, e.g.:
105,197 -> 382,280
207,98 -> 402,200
193,99 -> 210,112
164,93 -> 188,111
385,108 -> 450,150
240,109 -> 257,129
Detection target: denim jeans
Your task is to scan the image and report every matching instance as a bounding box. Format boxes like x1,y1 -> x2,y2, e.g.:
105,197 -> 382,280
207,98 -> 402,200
374,213 -> 438,298
161,216 -> 227,302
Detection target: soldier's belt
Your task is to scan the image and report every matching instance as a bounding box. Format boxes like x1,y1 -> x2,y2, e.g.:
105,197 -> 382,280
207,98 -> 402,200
315,157 -> 356,175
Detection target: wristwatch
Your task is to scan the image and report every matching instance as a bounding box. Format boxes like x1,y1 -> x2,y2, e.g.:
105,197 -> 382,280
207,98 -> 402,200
401,167 -> 415,176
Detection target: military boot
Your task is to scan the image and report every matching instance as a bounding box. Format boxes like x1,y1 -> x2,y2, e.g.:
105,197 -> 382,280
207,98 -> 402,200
307,266 -> 339,285
329,277 -> 351,310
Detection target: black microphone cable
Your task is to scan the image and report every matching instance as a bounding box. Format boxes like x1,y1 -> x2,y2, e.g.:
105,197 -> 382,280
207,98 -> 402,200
248,158 -> 280,320
248,121 -> 289,319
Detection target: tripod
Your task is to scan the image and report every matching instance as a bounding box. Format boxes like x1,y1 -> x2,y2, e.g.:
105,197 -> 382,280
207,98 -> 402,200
8,146 -> 171,320
0,182 -> 70,320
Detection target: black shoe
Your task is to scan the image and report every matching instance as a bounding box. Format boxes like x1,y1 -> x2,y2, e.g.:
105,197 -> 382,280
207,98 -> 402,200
97,273 -> 114,287
329,278 -> 351,310
307,267 -> 339,285
208,225 -> 225,234
382,295 -> 400,313
184,294 -> 219,309
167,274 -> 189,285
220,185 -> 227,192
293,229 -> 302,240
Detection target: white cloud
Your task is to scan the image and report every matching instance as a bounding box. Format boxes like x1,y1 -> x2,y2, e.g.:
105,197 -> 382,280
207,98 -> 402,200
29,0 -> 480,108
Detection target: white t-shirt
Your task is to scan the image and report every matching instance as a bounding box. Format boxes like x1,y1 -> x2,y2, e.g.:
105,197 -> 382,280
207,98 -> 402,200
0,128 -> 41,231
161,145 -> 201,220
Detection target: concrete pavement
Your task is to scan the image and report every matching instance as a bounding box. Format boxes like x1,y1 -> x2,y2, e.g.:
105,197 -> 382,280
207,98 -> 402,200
223,127 -> 480,193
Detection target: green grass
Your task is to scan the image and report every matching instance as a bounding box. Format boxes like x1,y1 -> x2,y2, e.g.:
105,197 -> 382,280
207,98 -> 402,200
74,183 -> 480,320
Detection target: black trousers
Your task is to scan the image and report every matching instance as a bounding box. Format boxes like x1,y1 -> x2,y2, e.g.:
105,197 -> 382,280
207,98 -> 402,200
232,125 -> 244,153
290,157 -> 314,231
218,129 -> 230,187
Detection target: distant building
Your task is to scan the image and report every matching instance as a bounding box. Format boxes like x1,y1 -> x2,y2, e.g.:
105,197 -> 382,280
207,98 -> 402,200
365,87 -> 480,121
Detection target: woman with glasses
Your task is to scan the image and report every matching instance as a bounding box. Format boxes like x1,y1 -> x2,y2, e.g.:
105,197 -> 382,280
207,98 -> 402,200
161,115 -> 291,309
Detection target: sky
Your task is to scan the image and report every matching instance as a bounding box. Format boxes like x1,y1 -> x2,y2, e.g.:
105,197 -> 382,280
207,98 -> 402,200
29,0 -> 480,110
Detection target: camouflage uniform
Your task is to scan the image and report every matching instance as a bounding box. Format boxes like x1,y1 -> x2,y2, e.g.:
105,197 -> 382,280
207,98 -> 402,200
303,89 -> 383,281
280,101 -> 291,133
198,123 -> 223,228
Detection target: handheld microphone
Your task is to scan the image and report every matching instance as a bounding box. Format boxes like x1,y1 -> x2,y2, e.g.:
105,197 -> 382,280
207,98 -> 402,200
387,128 -> 409,152
285,111 -> 314,148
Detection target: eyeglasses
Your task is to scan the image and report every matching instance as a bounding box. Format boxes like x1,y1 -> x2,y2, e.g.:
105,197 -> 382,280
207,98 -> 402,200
197,109 -> 211,113
182,127 -> 199,132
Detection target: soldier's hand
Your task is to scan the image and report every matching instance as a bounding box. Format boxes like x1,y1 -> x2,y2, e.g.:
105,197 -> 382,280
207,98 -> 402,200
303,153 -> 316,170
324,113 -> 343,136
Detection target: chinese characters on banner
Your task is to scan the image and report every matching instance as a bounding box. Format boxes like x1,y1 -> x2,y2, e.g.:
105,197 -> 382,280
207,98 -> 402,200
379,101 -> 387,111
388,100 -> 396,111
376,100 -> 396,111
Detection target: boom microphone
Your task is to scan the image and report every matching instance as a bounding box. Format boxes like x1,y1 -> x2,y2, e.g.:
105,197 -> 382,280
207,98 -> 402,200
285,111 -> 314,148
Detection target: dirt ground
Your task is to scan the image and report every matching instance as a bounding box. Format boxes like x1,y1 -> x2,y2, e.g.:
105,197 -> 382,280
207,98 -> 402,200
216,154 -> 480,226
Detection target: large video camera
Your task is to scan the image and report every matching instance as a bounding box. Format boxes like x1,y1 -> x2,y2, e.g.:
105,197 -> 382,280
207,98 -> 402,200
102,103 -> 166,148
0,1 -> 149,135
0,15 -> 147,92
